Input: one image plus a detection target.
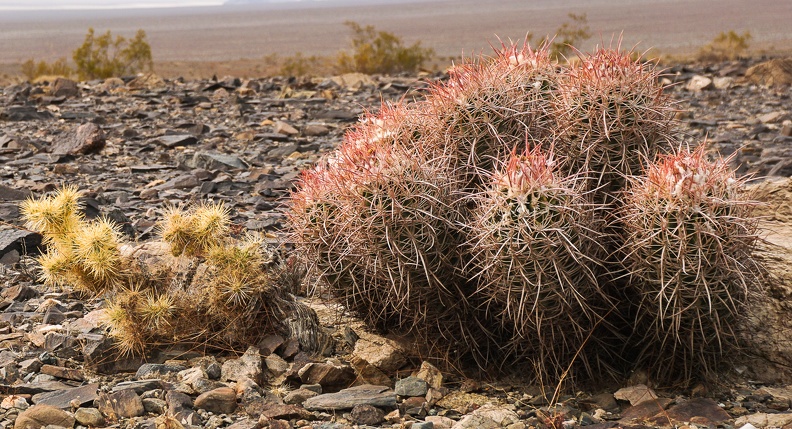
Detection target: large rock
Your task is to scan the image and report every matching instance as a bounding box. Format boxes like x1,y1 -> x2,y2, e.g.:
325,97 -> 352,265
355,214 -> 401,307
297,361 -> 355,392
31,383 -> 98,409
352,338 -> 406,373
14,404 -> 75,429
735,412 -> 792,428
222,346 -> 262,383
746,58 -> 792,87
395,377 -> 428,397
50,78 -> 79,98
303,385 -> 397,411
74,407 -> 105,427
52,122 -> 105,155
451,414 -> 499,429
194,387 -> 237,414
0,185 -> 31,202
97,389 -> 145,418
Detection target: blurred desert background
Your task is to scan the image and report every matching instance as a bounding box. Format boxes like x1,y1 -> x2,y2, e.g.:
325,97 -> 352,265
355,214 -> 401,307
1,0 -> 791,81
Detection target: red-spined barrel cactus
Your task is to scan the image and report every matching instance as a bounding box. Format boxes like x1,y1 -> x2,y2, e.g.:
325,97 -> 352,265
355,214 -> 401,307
465,146 -> 610,379
425,43 -> 559,189
288,102 -> 467,335
554,47 -> 676,196
620,146 -> 761,383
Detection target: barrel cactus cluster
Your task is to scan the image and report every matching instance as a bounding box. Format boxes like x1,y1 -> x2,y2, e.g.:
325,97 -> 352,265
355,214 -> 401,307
288,42 -> 763,385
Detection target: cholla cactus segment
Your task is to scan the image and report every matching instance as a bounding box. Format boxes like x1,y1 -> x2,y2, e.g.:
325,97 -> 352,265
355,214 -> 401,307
20,186 -> 83,242
74,217 -> 123,285
465,146 -> 609,380
37,248 -> 75,288
621,146 -> 761,383
159,201 -> 230,257
554,47 -> 676,194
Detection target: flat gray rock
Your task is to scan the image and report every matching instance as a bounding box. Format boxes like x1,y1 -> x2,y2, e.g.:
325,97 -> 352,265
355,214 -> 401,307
303,385 -> 396,411
32,383 -> 99,409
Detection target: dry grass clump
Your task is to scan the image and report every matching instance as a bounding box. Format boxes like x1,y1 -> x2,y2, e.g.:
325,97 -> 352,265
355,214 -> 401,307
288,40 -> 766,386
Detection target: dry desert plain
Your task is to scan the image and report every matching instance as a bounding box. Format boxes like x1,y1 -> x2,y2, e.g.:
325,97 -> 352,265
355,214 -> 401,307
0,0 -> 791,79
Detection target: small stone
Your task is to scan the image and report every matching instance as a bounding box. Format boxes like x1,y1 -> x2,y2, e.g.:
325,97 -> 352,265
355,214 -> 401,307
74,407 -> 105,427
156,134 -> 198,148
191,151 -> 248,170
274,121 -> 299,135
265,354 -> 289,377
222,346 -> 262,383
350,404 -> 385,425
1,395 -> 28,410
426,416 -> 455,429
260,404 -> 312,420
413,361 -> 443,390
143,397 -> 168,415
39,364 -> 83,381
303,124 -> 330,136
41,308 -> 65,325
136,363 -> 187,380
758,111 -> 786,124
687,75 -> 713,91
656,397 -> 730,425
159,174 -> 199,190
350,356 -> 392,387
472,405 -> 520,426
735,412 -> 792,428
52,122 -> 105,155
395,377 -> 428,397
257,334 -> 285,356
613,384 -> 658,406
166,390 -> 194,413
412,422 -> 435,429
194,387 -> 237,414
206,362 -> 222,380
283,388 -> 318,405
711,76 -> 734,89
14,404 -> 75,429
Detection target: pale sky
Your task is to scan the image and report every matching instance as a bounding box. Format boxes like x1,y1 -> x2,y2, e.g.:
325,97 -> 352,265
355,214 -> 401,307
0,0 -> 225,10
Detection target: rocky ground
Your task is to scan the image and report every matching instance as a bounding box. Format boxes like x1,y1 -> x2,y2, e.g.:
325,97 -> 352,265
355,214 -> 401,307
0,57 -> 792,429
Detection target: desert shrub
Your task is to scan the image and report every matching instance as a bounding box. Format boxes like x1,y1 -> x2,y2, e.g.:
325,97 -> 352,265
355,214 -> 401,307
698,30 -> 752,62
336,21 -> 434,74
549,13 -> 592,60
72,28 -> 154,80
288,40 -> 764,385
20,57 -> 73,80
280,52 -> 323,77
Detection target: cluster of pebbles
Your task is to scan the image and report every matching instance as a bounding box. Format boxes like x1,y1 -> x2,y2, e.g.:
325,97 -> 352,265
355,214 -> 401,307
0,57 -> 791,429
